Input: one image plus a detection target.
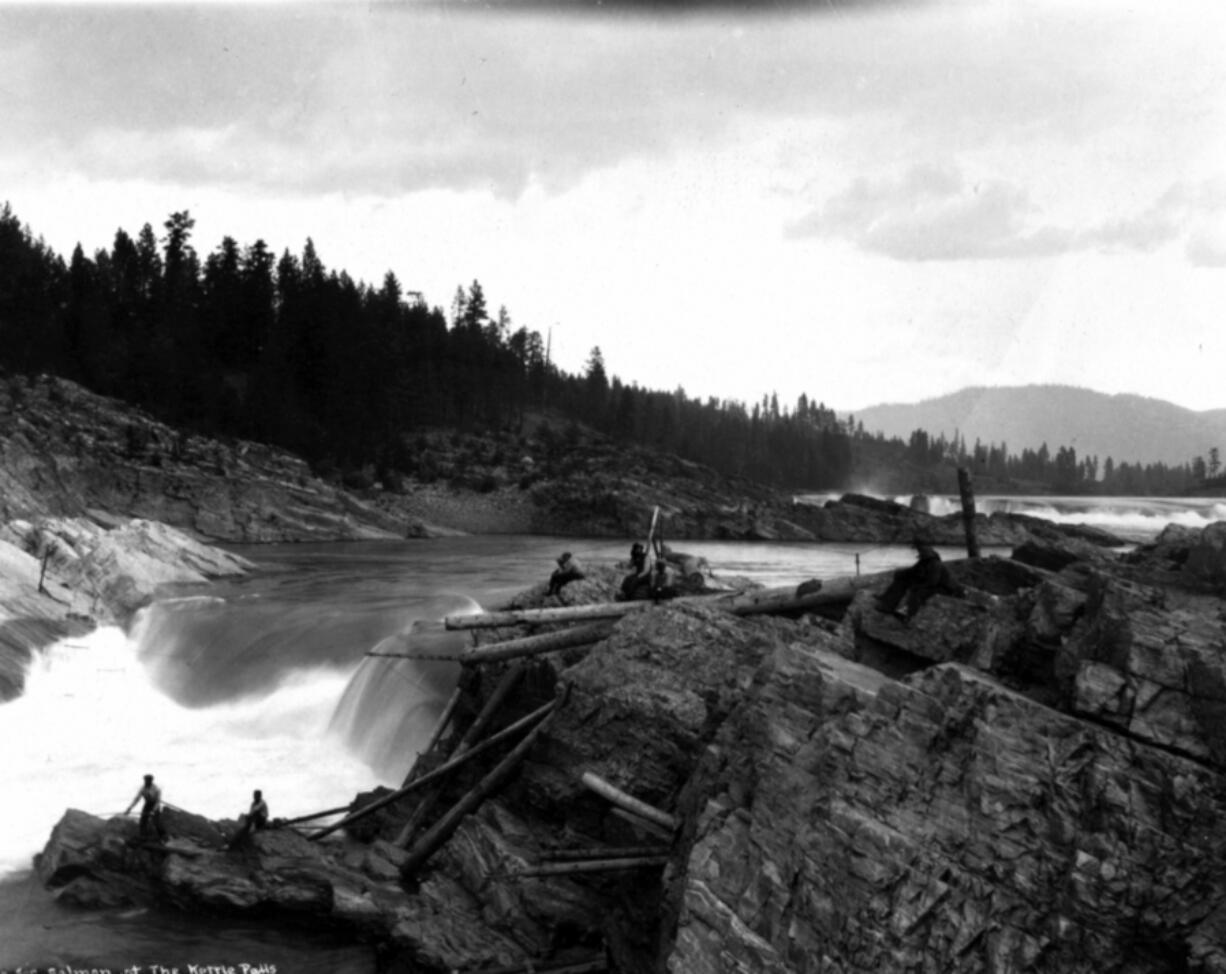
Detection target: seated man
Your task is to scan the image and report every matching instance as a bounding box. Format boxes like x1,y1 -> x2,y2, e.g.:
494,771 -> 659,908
547,552 -> 584,596
620,542 -> 652,600
877,542 -> 963,621
227,789 -> 269,849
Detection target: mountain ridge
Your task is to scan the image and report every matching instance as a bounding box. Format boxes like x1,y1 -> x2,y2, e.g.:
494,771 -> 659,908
850,384 -> 1226,468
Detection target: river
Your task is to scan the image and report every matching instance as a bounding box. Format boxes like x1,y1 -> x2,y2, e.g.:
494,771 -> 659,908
1,498 -> 1221,970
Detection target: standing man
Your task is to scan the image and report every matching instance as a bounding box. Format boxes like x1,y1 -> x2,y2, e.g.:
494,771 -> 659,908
125,773 -> 166,841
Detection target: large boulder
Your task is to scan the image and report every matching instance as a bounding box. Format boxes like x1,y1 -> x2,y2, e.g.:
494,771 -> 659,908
1057,574 -> 1226,764
1187,522 -> 1226,587
0,516 -> 252,624
670,656 -> 1226,973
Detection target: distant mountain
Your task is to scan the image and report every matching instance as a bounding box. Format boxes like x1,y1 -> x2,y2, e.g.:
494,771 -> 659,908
850,385 -> 1226,467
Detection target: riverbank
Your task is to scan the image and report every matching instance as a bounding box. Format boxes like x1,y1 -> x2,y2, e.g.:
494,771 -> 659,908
31,522 -> 1226,970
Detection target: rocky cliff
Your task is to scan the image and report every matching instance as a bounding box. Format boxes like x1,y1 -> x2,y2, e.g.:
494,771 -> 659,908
35,522 -> 1226,972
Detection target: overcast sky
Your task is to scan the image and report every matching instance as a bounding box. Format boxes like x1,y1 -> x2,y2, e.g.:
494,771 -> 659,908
2,1 -> 1223,413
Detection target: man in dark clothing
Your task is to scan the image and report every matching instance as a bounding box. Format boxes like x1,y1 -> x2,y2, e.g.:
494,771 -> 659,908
125,773 -> 167,841
620,542 -> 652,600
878,542 -> 962,621
547,552 -> 584,596
227,789 -> 270,849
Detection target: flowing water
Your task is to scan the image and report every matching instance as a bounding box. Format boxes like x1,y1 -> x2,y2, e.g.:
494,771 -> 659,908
0,502 -> 1214,969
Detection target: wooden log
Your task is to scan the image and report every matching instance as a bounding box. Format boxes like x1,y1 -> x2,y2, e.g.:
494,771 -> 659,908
460,622 -> 613,665
446,600 -> 656,630
957,466 -> 981,558
609,807 -> 675,841
397,683 -> 465,789
311,698 -> 557,842
540,844 -> 670,862
514,856 -> 670,877
400,709 -> 557,877
581,771 -> 678,831
445,574 -> 895,632
280,804 -> 351,826
423,683 -> 464,755
393,664 -> 526,847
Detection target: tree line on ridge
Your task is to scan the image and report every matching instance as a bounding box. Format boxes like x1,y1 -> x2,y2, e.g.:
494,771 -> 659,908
0,203 -> 1213,497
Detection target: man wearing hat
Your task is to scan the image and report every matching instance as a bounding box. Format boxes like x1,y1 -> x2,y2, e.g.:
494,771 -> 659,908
547,551 -> 584,596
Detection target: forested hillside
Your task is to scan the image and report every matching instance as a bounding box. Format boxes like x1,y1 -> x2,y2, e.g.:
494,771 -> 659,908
0,203 -> 1213,497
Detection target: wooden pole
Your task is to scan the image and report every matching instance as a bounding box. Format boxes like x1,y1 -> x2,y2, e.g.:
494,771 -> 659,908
311,698 -> 557,841
581,771 -> 678,831
956,467 -> 981,558
461,622 -> 612,665
280,804 -> 351,826
609,807 -> 675,841
393,664 -> 526,847
445,600 -> 655,630
371,622 -> 613,664
398,683 -> 465,789
540,845 -> 670,861
444,577 -> 891,632
400,710 -> 557,878
423,684 -> 464,755
513,856 -> 669,877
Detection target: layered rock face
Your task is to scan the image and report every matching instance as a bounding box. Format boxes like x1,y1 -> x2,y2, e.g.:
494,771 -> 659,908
0,373 -> 409,541
0,516 -> 252,698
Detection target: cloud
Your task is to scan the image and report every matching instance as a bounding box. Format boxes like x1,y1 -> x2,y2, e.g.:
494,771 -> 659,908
790,166 -> 1226,265
786,163 -> 1073,260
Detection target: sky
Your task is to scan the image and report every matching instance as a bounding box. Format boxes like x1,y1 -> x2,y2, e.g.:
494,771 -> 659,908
2,0 -> 1224,414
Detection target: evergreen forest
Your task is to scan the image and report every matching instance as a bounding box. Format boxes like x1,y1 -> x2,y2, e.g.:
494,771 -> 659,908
0,204 -> 1215,497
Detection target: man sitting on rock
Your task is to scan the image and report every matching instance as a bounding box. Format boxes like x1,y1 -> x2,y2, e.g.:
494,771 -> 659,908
227,789 -> 269,850
619,542 -> 652,600
877,540 -> 963,622
547,552 -> 584,596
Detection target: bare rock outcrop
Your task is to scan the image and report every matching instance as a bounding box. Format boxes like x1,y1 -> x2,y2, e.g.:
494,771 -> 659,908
35,519 -> 1226,972
0,373 -> 415,542
0,516 -> 251,699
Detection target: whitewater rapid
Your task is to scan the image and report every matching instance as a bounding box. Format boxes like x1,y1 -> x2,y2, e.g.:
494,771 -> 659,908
0,622 -> 385,878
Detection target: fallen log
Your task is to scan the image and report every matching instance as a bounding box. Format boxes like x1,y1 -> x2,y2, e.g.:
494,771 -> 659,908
460,622 -> 614,665
608,807 -> 675,841
311,698 -> 557,841
513,856 -> 670,877
540,844 -> 670,862
400,708 -> 558,877
581,771 -> 678,832
444,574 -> 895,631
394,664 -> 527,846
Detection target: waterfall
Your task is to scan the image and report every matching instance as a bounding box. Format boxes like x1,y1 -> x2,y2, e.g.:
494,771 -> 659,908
327,617 -> 474,783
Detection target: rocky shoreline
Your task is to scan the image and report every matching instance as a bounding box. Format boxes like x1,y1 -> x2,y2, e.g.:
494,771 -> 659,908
31,523 -> 1226,971
11,371 -> 1226,971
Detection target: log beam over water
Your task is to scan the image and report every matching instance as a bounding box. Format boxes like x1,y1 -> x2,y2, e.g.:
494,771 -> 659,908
444,575 -> 894,632
311,698 -> 557,841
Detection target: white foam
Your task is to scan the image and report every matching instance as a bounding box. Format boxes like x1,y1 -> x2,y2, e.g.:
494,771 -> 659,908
0,626 -> 382,877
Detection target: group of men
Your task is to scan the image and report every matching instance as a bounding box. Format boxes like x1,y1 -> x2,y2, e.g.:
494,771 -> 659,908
546,529 -> 961,623
125,774 -> 269,849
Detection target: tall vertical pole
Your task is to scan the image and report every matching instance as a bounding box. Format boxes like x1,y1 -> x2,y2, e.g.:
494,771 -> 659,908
956,467 -> 981,558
